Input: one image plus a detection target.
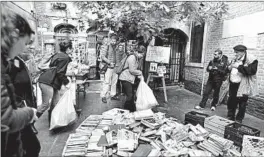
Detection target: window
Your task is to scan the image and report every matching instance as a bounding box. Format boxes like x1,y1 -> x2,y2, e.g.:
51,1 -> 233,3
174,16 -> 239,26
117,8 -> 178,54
189,22 -> 205,63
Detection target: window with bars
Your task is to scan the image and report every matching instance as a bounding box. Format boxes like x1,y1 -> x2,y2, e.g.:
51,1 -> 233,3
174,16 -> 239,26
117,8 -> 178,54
189,22 -> 205,63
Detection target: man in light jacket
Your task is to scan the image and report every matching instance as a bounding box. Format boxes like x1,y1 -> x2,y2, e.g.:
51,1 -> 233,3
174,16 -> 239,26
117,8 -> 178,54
227,45 -> 258,123
100,34 -> 119,103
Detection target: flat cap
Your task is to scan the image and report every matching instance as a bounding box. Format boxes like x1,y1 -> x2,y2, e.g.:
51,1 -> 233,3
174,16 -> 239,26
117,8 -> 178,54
233,44 -> 247,52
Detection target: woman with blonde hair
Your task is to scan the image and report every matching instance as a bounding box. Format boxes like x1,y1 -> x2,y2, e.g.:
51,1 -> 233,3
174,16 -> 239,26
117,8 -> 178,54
1,6 -> 39,157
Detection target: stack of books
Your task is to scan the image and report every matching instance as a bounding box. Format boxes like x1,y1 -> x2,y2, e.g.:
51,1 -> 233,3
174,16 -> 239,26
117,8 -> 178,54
86,129 -> 104,156
141,117 -> 161,129
76,116 -> 101,135
62,133 -> 90,157
117,129 -> 139,152
197,133 -> 234,156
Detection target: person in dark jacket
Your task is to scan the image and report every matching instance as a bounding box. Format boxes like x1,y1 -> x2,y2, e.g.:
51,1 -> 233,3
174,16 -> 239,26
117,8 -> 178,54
37,40 -> 72,125
1,7 -> 38,157
227,45 -> 258,123
195,49 -> 229,111
8,55 -> 41,157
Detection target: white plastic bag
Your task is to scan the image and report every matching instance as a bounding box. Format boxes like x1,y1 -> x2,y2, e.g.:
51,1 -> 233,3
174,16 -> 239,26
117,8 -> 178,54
36,83 -> 42,107
49,85 -> 77,130
136,79 -> 159,111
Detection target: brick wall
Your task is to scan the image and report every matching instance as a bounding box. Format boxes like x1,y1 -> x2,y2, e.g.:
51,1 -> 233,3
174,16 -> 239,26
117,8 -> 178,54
184,2 -> 264,120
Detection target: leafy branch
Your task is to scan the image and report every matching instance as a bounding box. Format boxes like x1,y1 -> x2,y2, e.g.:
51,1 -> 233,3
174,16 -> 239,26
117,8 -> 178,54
74,1 -> 228,45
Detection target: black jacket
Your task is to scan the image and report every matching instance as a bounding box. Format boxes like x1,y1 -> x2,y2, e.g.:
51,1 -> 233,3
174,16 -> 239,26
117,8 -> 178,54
38,53 -> 72,90
8,56 -> 37,108
207,55 -> 229,82
1,56 -> 34,157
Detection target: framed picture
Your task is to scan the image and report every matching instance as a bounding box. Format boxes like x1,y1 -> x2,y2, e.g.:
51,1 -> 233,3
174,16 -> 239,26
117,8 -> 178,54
149,62 -> 158,72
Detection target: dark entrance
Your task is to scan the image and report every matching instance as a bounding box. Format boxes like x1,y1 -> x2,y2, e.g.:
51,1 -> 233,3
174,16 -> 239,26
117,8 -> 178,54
163,28 -> 188,84
143,28 -> 188,86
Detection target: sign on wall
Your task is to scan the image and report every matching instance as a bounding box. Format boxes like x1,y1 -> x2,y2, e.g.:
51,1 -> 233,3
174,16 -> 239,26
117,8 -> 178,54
146,46 -> 171,64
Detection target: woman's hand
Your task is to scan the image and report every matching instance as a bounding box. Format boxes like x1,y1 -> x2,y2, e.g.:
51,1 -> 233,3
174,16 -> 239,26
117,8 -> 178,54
30,108 -> 38,123
138,75 -> 144,81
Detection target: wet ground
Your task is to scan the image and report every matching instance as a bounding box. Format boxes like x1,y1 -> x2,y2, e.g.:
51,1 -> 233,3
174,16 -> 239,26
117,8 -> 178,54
35,82 -> 264,156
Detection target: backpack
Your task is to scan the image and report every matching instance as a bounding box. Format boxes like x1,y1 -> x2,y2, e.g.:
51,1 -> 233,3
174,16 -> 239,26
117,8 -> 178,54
115,54 -> 135,75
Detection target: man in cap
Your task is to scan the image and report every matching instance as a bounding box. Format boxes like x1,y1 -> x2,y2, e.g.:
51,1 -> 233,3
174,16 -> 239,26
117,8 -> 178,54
227,44 -> 258,123
195,49 -> 229,111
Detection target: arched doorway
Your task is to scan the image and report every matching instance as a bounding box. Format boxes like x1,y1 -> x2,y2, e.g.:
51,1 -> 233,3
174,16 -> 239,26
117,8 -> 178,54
163,28 -> 188,84
54,23 -> 78,34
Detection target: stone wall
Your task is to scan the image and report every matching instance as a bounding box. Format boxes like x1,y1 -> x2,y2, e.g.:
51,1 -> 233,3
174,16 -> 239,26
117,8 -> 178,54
184,2 -> 264,120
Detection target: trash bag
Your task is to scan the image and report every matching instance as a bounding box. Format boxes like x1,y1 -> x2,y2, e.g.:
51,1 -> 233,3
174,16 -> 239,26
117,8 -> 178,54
49,85 -> 77,130
136,79 -> 159,111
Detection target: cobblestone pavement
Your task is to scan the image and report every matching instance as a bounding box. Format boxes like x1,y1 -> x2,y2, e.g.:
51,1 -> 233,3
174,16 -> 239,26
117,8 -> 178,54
35,82 -> 264,156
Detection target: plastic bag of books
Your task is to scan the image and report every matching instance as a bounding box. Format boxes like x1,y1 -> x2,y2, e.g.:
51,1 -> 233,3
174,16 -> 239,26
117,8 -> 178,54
50,85 -> 77,130
136,79 -> 159,111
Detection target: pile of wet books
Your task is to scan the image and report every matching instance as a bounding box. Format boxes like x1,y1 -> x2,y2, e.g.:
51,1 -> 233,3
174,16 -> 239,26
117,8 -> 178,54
62,108 -> 256,157
197,133 -> 234,156
86,129 -> 105,156
62,133 -> 90,156
117,129 -> 140,152
76,115 -> 102,135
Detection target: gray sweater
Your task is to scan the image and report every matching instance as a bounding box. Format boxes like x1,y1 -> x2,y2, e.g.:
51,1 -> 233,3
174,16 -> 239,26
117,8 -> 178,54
119,55 -> 142,84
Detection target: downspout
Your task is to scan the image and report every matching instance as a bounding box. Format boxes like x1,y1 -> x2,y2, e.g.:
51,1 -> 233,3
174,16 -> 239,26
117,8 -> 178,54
201,23 -> 209,96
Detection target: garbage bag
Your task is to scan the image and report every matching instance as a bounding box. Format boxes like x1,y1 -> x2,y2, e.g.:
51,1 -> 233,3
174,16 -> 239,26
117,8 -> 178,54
136,79 -> 159,111
36,83 -> 42,107
49,85 -> 77,130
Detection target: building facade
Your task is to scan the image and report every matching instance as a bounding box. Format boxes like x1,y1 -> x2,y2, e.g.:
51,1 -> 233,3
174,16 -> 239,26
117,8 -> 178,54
182,2 -> 264,119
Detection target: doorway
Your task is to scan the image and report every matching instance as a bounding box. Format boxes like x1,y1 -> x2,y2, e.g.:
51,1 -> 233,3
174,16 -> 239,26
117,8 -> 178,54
163,28 -> 188,84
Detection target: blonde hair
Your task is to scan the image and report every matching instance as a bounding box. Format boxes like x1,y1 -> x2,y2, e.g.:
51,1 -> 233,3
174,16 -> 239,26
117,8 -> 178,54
1,5 -> 34,57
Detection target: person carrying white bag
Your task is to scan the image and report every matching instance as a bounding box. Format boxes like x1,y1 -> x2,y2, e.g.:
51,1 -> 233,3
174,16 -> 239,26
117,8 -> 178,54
119,44 -> 144,112
136,79 -> 159,111
49,82 -> 77,130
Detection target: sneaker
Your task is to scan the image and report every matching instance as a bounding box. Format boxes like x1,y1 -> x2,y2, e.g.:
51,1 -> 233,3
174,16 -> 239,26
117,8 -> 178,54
111,95 -> 120,100
211,106 -> 216,111
236,119 -> 242,123
194,105 -> 204,110
102,97 -> 107,103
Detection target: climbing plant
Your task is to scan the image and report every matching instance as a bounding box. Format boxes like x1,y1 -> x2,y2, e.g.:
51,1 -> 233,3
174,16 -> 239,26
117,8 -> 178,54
75,1 -> 228,44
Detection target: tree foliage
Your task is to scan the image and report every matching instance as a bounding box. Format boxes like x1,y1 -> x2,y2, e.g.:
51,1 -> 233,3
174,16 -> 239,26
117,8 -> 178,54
74,1 -> 228,44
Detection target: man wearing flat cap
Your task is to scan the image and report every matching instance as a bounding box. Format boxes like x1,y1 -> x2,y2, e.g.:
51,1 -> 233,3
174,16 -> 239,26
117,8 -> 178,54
227,44 -> 259,123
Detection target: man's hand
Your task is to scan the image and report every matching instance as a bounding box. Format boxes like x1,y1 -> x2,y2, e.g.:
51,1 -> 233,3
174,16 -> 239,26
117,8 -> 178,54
109,62 -> 115,68
208,66 -> 213,70
230,62 -> 241,69
30,108 -> 38,123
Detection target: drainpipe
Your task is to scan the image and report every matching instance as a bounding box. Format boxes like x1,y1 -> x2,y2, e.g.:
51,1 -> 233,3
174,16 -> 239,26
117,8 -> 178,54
201,23 -> 209,96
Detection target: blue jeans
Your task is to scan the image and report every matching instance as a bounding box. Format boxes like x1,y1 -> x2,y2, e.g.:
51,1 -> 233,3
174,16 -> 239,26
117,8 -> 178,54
37,83 -> 60,114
